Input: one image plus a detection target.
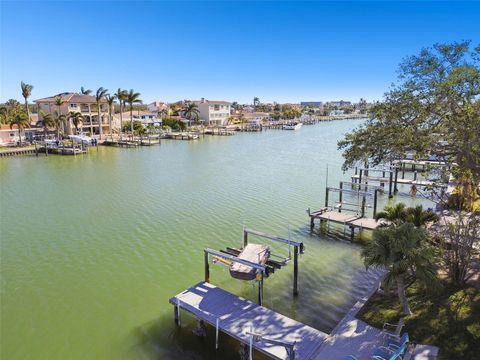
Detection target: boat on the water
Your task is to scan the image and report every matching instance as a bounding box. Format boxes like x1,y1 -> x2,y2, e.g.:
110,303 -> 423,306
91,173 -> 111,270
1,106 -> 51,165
282,122 -> 303,130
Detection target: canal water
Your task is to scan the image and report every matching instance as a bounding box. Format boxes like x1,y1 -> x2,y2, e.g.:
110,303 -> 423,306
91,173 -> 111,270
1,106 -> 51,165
0,119 -> 424,359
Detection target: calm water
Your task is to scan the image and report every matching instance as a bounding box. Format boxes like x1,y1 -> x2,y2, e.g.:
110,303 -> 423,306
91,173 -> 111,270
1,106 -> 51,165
1,120 -> 419,360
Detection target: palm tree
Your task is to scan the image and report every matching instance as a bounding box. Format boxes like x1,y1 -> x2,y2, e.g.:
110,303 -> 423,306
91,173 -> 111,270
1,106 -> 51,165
94,87 -> 108,140
54,96 -> 65,135
67,111 -> 84,134
20,81 -> 34,121
125,89 -> 142,140
115,89 -> 128,140
362,223 -> 438,315
0,106 -> 8,124
80,86 -> 92,95
53,111 -> 66,140
9,111 -> 30,144
253,97 -> 260,108
40,111 -> 55,139
105,94 -> 116,140
374,203 -> 408,226
406,205 -> 439,227
169,103 -> 181,116
183,102 -> 200,123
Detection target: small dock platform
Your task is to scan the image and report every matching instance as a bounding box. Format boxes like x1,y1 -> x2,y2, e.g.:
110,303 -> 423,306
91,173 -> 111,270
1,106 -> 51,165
170,282 -> 327,360
351,174 -> 433,187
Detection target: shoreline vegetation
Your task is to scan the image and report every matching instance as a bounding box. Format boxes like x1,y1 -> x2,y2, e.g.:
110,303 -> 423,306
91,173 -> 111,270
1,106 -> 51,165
338,41 -> 480,359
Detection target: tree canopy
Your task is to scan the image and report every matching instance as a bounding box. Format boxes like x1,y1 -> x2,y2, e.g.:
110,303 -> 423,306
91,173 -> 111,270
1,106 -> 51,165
338,41 -> 480,182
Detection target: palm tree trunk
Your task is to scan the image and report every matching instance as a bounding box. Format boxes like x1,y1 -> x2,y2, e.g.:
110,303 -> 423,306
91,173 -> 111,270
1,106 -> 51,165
396,274 -> 412,315
130,105 -> 133,141
98,105 -> 102,140
18,127 -> 22,145
24,98 -> 30,122
119,103 -> 123,141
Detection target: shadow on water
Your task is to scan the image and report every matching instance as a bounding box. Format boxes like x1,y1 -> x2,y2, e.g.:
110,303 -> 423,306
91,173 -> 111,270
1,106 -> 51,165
128,312 -> 270,360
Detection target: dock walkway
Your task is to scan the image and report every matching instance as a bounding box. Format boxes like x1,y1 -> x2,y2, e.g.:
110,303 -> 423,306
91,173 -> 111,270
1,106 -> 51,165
170,282 -> 327,360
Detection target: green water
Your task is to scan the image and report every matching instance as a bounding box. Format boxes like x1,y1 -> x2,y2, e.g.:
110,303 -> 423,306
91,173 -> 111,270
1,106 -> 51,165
1,120 -> 420,359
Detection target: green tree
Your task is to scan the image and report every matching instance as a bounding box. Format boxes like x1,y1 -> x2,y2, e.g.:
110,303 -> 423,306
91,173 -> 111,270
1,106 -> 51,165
40,111 -> 55,139
20,81 -> 33,121
253,96 -> 260,110
183,102 -> 200,122
67,111 -> 84,133
95,87 -> 108,140
115,89 -> 128,139
53,110 -> 66,139
54,96 -> 65,135
125,89 -> 142,140
338,41 -> 480,183
362,223 -> 438,315
105,94 -> 116,139
8,111 -> 30,144
80,86 -> 92,95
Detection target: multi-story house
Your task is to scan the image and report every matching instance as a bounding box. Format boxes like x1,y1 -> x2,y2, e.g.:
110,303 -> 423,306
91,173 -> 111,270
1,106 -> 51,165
35,92 -> 111,136
194,98 -> 231,126
117,110 -> 161,127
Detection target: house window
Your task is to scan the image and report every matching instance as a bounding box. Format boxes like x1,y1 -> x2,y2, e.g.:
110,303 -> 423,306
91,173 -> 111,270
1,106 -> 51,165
70,103 -> 78,109
214,105 -> 220,111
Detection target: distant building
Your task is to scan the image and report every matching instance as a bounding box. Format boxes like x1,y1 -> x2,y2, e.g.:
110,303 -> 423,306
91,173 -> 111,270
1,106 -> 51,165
194,98 -> 231,126
301,101 -> 323,107
327,100 -> 352,108
329,110 -> 345,116
117,110 -> 160,127
35,92 -> 110,135
147,101 -> 168,113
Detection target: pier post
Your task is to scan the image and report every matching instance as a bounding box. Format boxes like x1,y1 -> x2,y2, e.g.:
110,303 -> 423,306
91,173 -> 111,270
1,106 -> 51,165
361,196 -> 366,217
324,188 -> 329,208
388,171 -> 393,198
394,167 -> 399,194
258,274 -> 264,306
373,190 -> 378,217
293,246 -> 299,297
359,169 -> 363,184
34,142 -> 38,157
243,228 -> 248,247
402,163 -> 405,179
414,171 -> 417,181
204,250 -> 210,283
338,182 -> 343,213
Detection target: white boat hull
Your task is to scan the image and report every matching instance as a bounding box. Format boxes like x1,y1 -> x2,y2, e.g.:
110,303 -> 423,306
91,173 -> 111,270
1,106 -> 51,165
282,122 -> 303,130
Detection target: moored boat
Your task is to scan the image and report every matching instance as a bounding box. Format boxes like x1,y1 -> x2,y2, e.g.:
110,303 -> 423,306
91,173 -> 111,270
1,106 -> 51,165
282,122 -> 303,130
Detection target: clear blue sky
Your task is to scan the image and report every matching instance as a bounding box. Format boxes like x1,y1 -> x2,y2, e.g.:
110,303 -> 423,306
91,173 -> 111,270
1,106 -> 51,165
1,1 -> 479,104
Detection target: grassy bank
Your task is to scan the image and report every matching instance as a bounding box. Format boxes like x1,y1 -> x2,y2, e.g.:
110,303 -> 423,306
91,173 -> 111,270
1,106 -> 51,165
357,281 -> 480,360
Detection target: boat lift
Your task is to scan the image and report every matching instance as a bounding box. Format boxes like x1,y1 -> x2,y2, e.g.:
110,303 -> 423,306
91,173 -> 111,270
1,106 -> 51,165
204,228 -> 304,306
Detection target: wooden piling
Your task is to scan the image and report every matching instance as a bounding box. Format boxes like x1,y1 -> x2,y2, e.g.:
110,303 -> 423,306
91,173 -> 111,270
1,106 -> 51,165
204,250 -> 210,283
293,246 -> 299,296
388,171 -> 393,198
338,182 -> 343,213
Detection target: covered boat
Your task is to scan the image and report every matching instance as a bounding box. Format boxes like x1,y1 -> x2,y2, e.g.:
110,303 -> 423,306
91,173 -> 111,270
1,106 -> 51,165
229,243 -> 270,280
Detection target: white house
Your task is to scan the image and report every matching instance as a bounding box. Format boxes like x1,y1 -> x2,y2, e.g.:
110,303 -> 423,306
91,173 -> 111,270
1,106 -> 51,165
117,111 -> 161,127
147,101 -> 168,113
194,98 -> 231,126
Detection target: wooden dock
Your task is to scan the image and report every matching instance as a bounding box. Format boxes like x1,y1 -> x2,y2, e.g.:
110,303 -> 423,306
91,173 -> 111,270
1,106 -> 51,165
351,174 -> 433,187
170,282 -> 327,360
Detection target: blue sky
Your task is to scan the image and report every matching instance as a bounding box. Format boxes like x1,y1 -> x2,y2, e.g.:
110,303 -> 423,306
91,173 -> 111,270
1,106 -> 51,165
1,1 -> 479,104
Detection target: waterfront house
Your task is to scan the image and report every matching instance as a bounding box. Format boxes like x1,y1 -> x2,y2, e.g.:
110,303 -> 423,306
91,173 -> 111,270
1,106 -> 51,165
0,114 -> 40,145
194,98 -> 231,126
35,92 -> 110,136
117,110 -> 161,127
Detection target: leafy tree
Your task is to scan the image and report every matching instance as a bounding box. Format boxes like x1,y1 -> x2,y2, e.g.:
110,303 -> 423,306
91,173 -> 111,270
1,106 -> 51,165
338,41 -> 480,184
115,89 -> 128,138
125,89 -> 142,139
67,111 -> 84,133
362,223 -> 438,315
169,103 -> 181,116
105,94 -> 116,139
253,96 -> 260,110
8,111 -> 30,144
80,86 -> 92,95
122,120 -> 144,134
162,117 -> 186,131
40,111 -> 55,139
375,203 -> 439,227
0,106 -> 7,124
20,81 -> 33,121
53,110 -> 66,139
183,102 -> 200,122
95,87 -> 108,140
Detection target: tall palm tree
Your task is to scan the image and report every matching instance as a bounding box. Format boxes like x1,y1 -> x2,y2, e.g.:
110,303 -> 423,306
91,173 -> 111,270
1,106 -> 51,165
375,203 -> 439,228
67,111 -> 84,134
80,86 -> 92,95
20,81 -> 33,121
53,110 -> 66,140
183,102 -> 200,123
9,111 -> 30,144
105,94 -> 116,140
95,87 -> 108,140
54,96 -> 65,136
253,97 -> 260,110
125,89 -> 142,140
115,88 -> 128,140
362,223 -> 438,315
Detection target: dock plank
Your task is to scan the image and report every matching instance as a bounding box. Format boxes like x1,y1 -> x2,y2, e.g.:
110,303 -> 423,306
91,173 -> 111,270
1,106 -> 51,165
170,282 -> 327,360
